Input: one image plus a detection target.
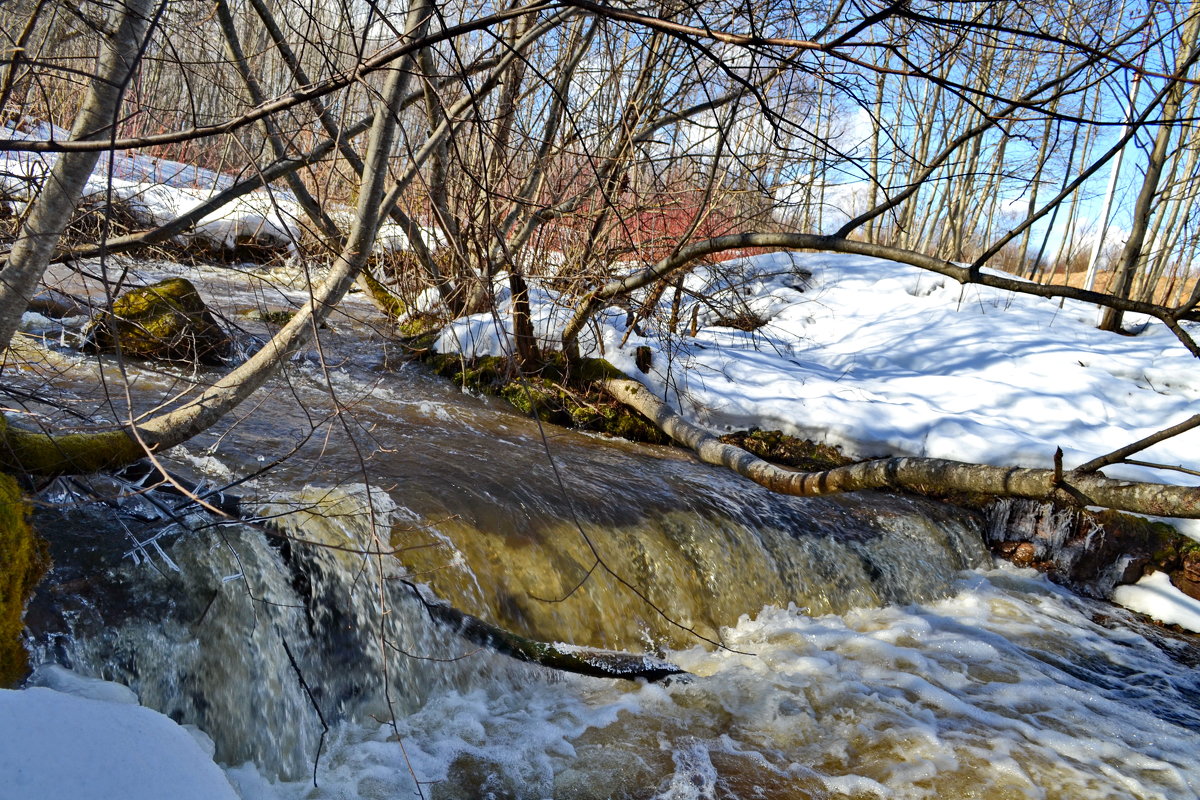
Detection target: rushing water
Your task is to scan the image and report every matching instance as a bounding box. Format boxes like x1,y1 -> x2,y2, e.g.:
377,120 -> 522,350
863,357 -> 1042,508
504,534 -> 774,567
14,262 -> 1200,798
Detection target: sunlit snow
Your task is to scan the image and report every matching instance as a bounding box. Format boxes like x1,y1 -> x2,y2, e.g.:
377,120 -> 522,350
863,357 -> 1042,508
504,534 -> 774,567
435,252 -> 1200,630
3,132 -> 1200,795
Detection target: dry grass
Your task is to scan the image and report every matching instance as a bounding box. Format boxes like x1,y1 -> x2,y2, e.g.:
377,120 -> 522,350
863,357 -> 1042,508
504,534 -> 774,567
1043,267 -> 1197,307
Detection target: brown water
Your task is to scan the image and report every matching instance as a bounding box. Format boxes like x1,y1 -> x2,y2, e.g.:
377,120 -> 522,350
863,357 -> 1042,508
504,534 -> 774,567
14,261 -> 1200,798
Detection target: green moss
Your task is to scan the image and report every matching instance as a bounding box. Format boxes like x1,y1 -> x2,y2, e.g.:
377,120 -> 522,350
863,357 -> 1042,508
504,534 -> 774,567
255,309 -> 296,326
396,313 -> 443,339
88,277 -> 231,365
720,429 -> 852,472
420,352 -> 669,444
499,381 -> 540,416
0,471 -> 49,687
0,414 -> 144,477
426,354 -> 510,391
573,357 -> 629,383
361,271 -> 407,319
1085,509 -> 1194,569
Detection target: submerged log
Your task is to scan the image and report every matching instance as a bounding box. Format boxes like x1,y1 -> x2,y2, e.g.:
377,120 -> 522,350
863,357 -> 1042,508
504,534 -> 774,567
403,582 -> 687,683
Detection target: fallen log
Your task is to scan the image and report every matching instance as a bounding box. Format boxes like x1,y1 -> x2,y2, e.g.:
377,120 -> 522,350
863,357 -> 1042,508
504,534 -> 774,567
401,580 -> 687,683
603,377 -> 1200,519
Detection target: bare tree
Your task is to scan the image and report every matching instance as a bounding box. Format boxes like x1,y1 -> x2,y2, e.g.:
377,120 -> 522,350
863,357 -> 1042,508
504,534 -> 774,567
1,0 -> 1199,519
0,0 -> 157,348
1101,0 -> 1200,331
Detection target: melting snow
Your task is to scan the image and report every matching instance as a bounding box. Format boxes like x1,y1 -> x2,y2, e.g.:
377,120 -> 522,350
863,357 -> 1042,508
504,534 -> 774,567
0,669 -> 238,800
1112,571 -> 1200,633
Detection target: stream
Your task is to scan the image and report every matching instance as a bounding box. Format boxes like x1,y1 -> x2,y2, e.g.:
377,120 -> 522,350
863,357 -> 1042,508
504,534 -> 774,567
12,261 -> 1200,799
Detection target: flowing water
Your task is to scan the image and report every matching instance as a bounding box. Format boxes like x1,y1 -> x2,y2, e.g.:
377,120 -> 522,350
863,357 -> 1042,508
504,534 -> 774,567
14,262 -> 1200,798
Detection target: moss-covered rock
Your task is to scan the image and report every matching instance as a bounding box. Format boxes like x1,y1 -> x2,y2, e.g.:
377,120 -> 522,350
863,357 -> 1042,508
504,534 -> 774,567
423,352 -> 670,444
0,471 -> 49,687
86,277 -> 232,365
252,308 -> 296,327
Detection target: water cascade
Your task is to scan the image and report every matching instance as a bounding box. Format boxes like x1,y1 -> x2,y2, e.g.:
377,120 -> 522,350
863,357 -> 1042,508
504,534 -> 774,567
15,265 -> 1200,798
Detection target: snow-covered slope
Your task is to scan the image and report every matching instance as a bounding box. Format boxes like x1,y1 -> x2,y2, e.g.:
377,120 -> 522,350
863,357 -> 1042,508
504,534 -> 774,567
438,252 -> 1200,491
0,667 -> 238,800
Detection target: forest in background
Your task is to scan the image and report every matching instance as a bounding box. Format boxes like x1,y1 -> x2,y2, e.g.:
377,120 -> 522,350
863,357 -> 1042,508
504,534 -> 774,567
2,0 -> 1200,516
4,0 -> 1200,301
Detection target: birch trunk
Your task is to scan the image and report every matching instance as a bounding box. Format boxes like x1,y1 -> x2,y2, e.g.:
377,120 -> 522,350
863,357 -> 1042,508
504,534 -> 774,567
0,0 -> 155,351
605,378 -> 1200,518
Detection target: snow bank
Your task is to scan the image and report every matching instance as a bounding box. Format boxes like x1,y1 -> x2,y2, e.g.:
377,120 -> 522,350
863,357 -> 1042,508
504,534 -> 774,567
1,119 -> 452,258
1,123 -> 301,254
1112,570 -> 1200,633
0,669 -> 238,800
437,252 -> 1200,496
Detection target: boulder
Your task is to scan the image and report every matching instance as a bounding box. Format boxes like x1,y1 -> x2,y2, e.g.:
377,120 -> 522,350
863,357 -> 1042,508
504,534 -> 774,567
86,278 -> 231,365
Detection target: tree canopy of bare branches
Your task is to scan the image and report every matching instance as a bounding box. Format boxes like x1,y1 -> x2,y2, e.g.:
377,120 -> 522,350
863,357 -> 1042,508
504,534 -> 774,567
1,0 -> 1199,519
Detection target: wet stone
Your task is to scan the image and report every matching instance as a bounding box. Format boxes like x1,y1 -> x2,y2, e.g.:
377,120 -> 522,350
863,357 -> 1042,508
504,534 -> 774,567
85,277 -> 232,365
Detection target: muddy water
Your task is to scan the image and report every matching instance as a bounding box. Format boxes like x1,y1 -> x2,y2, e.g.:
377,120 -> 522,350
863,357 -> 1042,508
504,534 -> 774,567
15,261 -> 1200,798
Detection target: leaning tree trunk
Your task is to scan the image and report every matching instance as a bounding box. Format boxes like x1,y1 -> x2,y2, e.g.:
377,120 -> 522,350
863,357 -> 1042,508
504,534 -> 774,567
0,3 -> 563,479
0,0 -> 155,351
0,11 -> 433,477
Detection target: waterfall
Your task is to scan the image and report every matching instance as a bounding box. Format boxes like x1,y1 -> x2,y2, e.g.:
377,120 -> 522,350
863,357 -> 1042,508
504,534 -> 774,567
20,440 -> 1200,799
14,271 -> 1200,798
27,471 -> 991,780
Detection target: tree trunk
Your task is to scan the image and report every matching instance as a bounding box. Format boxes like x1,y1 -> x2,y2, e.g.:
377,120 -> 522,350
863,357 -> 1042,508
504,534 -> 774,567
508,271 -> 541,369
0,31 -> 427,476
1100,4 -> 1200,331
0,0 -> 155,351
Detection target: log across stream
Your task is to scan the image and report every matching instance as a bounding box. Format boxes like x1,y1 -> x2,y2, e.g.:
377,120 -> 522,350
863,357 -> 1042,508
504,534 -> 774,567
13,261 -> 1200,798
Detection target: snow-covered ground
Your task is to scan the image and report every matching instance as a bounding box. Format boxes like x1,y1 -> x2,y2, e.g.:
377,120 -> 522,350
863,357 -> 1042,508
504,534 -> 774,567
1,119 -> 435,255
4,130 -> 1200,795
435,251 -> 1200,630
0,666 -> 239,800
440,252 -> 1200,487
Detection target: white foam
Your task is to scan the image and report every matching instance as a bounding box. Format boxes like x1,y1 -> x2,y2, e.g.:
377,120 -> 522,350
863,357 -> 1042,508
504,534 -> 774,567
222,569 -> 1200,799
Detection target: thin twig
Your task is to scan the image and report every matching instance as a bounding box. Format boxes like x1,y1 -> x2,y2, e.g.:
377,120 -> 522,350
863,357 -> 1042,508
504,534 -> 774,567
1073,413 -> 1200,474
280,636 -> 328,789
